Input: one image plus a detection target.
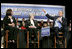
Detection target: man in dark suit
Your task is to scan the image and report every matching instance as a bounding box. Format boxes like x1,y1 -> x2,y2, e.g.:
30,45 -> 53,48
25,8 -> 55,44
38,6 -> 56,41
42,9 -> 68,48
26,13 -> 38,48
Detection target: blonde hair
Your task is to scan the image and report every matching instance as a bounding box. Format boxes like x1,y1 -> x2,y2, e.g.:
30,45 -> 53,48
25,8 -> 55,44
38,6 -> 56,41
29,13 -> 34,18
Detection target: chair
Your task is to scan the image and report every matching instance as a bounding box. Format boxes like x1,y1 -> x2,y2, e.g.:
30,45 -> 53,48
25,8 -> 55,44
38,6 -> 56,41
17,31 -> 19,48
4,30 -> 9,48
54,32 -> 67,48
27,31 -> 39,48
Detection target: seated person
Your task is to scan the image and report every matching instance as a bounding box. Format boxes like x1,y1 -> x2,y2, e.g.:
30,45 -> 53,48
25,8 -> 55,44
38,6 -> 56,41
40,20 -> 44,28
16,18 -> 21,29
16,18 -> 27,48
37,23 -> 42,30
43,23 -> 48,27
3,9 -> 18,48
26,13 -> 38,47
21,18 -> 26,30
41,23 -> 52,48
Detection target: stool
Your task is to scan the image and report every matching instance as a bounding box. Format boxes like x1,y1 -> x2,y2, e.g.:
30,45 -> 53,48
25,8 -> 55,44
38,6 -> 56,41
27,31 -> 39,48
54,32 -> 67,48
4,30 -> 9,48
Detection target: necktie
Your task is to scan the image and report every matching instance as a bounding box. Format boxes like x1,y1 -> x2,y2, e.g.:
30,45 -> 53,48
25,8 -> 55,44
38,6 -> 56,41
57,21 -> 62,28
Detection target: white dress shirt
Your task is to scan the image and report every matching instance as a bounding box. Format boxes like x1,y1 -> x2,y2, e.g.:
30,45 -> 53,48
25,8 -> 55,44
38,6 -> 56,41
54,17 -> 62,28
30,19 -> 35,26
10,19 -> 13,23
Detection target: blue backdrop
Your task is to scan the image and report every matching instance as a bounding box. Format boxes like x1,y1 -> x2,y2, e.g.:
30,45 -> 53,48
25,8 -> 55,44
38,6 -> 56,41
1,3 -> 65,21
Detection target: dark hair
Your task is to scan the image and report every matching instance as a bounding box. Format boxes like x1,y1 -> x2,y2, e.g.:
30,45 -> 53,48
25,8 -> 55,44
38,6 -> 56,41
6,9 -> 12,16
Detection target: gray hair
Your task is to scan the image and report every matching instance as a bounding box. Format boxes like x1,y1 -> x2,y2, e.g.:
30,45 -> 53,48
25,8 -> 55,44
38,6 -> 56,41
29,13 -> 34,18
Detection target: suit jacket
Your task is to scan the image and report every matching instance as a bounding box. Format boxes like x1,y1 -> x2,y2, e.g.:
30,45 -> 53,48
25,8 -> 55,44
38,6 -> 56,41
46,14 -> 67,28
3,16 -> 16,30
25,19 -> 38,29
46,14 -> 68,37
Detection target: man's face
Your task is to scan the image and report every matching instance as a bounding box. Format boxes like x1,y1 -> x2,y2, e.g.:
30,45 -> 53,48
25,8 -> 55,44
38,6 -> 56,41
59,11 -> 63,17
41,20 -> 43,23
22,19 -> 25,21
51,22 -> 53,25
38,23 -> 40,26
43,23 -> 47,27
70,23 -> 71,26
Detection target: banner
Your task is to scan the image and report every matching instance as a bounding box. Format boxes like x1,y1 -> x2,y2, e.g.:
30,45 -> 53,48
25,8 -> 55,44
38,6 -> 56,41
41,26 -> 50,37
1,3 -> 65,21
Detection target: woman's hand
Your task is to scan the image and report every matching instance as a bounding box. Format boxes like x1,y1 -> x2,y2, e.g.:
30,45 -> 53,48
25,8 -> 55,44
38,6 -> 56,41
8,24 -> 12,26
8,23 -> 15,27
29,26 -> 37,28
12,23 -> 15,27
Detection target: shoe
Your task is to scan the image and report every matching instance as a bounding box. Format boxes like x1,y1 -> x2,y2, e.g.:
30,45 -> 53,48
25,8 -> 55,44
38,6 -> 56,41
12,40 -> 15,43
31,40 -> 34,43
32,35 -> 34,37
59,41 -> 62,44
1,44 -> 4,48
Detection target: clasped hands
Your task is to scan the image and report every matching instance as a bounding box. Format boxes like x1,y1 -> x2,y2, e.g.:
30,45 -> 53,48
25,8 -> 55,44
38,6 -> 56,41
8,23 -> 15,27
29,26 -> 37,28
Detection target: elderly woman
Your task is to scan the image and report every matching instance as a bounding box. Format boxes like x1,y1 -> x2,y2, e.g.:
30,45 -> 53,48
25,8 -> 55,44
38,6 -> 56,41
25,13 -> 38,48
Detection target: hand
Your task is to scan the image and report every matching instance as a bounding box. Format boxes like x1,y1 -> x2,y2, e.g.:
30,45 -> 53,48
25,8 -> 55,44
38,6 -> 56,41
12,23 -> 15,27
29,26 -> 36,28
57,17 -> 60,21
8,24 -> 13,26
57,17 -> 62,23
9,40 -> 12,42
12,40 -> 15,43
8,23 -> 15,27
69,28 -> 71,31
8,24 -> 12,26
42,9 -> 46,13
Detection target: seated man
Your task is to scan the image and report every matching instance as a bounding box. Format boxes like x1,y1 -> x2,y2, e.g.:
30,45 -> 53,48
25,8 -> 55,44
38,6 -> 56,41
26,13 -> 38,48
42,9 -> 68,48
